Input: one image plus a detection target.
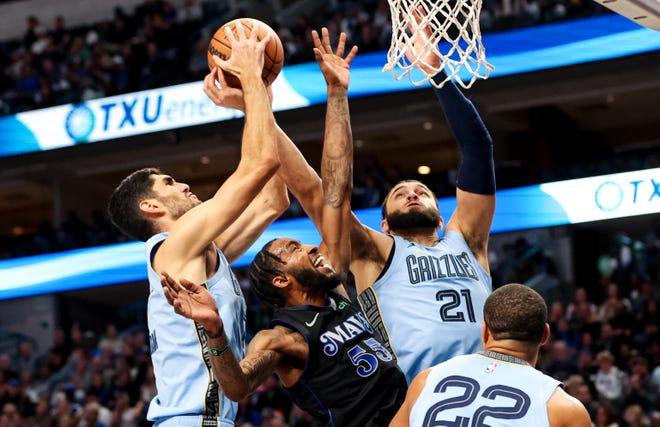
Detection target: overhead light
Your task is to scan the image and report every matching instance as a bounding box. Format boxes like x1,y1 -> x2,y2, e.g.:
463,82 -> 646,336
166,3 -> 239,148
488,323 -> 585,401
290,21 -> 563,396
423,121 -> 433,131
418,165 -> 431,175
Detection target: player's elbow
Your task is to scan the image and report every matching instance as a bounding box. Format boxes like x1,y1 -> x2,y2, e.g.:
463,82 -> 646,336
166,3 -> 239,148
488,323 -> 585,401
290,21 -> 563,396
223,386 -> 250,403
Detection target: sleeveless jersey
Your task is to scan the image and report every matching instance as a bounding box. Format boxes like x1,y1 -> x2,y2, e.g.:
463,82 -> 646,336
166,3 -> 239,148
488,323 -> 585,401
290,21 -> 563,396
410,351 -> 561,427
271,292 -> 407,427
358,231 -> 492,383
145,232 -> 247,427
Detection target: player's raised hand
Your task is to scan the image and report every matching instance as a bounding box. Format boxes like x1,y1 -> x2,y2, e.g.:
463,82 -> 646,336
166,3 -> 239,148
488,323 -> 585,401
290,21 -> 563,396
404,6 -> 440,74
160,271 -> 222,330
312,28 -> 358,90
214,21 -> 271,83
204,67 -> 273,111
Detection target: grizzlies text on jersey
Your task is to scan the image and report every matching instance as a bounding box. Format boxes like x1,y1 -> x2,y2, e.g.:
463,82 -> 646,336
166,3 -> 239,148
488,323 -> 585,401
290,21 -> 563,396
358,231 -> 492,383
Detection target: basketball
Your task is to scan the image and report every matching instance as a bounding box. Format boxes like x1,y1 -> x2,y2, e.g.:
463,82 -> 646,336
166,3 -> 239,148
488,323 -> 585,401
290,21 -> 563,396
207,18 -> 284,88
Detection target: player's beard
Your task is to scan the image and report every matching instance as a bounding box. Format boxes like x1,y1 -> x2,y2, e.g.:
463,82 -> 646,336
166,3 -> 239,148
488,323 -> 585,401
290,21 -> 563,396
159,195 -> 201,219
289,266 -> 341,294
386,208 -> 440,232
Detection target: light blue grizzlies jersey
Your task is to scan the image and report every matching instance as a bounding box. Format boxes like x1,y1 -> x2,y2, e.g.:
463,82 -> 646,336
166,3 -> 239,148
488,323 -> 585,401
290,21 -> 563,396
410,351 -> 561,426
145,233 -> 247,427
357,231 -> 492,384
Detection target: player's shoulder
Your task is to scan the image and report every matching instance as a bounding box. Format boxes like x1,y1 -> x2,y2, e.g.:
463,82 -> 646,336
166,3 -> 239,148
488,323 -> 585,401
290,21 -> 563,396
547,387 -> 591,427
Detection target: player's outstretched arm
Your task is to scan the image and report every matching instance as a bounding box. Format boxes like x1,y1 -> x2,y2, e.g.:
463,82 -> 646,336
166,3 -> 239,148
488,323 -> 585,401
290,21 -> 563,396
158,23 -> 280,281
215,175 -> 289,264
313,28 -> 357,286
406,8 -> 495,272
204,56 -> 326,233
199,68 -> 289,263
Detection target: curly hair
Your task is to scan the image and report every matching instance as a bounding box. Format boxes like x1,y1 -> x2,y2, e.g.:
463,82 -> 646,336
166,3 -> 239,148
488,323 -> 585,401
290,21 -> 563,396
248,239 -> 287,307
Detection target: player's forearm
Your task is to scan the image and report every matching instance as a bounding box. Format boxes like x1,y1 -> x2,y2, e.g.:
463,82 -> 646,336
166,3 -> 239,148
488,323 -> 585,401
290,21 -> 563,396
205,329 -> 253,402
275,124 -> 324,226
432,72 -> 495,195
322,86 -> 353,207
241,74 -> 279,172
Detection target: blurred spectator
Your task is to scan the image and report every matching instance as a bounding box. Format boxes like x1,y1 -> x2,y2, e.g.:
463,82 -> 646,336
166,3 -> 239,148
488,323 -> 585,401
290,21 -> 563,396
15,341 -> 38,376
621,403 -> 650,427
592,350 -> 629,408
623,356 -> 658,412
541,339 -> 579,381
594,402 -> 621,427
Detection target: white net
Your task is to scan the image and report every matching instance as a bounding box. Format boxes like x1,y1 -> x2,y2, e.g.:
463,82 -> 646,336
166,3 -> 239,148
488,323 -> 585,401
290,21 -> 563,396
383,0 -> 494,89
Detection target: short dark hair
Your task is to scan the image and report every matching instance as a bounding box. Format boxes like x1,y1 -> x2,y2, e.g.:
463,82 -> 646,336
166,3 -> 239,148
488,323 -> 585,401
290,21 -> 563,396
380,180 -> 437,219
484,283 -> 547,344
107,167 -> 160,242
248,240 -> 286,307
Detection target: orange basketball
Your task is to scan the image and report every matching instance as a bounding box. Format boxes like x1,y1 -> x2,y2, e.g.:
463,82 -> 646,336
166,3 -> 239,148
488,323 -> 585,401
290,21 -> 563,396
207,18 -> 284,88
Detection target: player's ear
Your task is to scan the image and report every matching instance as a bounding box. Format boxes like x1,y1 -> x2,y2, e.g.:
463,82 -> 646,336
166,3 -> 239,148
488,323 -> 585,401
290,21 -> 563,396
481,321 -> 489,347
139,199 -> 164,215
381,218 -> 390,233
541,323 -> 551,346
272,274 -> 289,289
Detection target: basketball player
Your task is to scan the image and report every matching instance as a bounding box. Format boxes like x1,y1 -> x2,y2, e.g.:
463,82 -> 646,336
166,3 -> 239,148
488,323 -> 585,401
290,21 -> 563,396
107,23 -> 287,427
160,29 -> 407,427
350,10 -> 496,384
389,283 -> 592,427
258,11 -> 495,384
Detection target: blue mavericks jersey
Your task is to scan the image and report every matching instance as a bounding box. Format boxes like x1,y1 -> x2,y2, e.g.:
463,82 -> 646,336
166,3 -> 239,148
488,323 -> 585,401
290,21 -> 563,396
145,233 -> 247,427
358,231 -> 492,383
410,352 -> 561,427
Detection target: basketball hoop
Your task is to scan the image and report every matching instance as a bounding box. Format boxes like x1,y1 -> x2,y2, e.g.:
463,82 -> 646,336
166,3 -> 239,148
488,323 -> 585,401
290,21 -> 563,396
383,0 -> 494,89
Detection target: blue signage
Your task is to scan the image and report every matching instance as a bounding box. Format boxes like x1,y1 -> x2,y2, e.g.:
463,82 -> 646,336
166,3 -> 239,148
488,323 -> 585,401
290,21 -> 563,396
0,167 -> 658,300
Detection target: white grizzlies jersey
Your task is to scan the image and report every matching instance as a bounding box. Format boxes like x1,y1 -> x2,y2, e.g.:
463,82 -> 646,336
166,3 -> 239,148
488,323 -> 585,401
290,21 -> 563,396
410,352 -> 561,426
358,231 -> 492,383
145,233 -> 247,427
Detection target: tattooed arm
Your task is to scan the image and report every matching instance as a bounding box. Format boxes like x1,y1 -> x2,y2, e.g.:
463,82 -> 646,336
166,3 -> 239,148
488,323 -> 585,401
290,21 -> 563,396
312,28 -> 357,292
160,272 -> 307,401
208,326 -> 309,400
206,327 -> 302,401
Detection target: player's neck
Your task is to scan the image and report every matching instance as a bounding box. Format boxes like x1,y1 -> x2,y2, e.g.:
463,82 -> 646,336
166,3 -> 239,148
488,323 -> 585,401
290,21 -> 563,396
392,228 -> 439,247
286,287 -> 328,307
483,342 -> 536,366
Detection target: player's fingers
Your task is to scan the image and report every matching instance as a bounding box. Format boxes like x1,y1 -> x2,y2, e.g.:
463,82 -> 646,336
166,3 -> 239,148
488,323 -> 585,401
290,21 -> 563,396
313,47 -> 322,62
321,27 -> 332,53
214,69 -> 232,92
336,31 -> 346,58
345,45 -> 358,65
160,272 -> 179,297
179,277 -> 196,290
246,22 -> 261,40
163,286 -> 175,306
235,21 -> 247,40
257,31 -> 272,51
203,76 -> 221,105
224,25 -> 237,43
311,30 -> 321,50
